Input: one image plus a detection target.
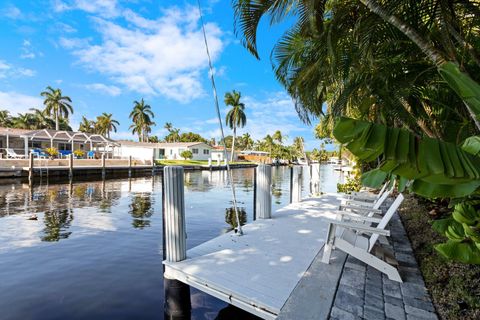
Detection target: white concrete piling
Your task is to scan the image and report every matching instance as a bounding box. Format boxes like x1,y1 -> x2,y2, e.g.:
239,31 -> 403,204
256,164 -> 272,219
291,166 -> 302,203
128,155 -> 132,177
69,153 -> 74,179
28,153 -> 34,182
163,165 -> 191,317
163,166 -> 187,262
101,153 -> 106,178
310,163 -> 321,195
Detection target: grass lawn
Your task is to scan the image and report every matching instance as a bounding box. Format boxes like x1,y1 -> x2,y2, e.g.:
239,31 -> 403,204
398,194 -> 480,320
155,160 -> 253,166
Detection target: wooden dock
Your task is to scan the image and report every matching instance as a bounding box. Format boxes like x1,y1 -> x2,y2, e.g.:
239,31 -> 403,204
164,194 -> 345,319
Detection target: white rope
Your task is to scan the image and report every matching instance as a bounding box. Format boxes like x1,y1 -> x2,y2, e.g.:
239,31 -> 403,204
197,0 -> 243,235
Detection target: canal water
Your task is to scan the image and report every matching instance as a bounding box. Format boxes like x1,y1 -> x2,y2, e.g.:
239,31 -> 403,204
0,165 -> 343,320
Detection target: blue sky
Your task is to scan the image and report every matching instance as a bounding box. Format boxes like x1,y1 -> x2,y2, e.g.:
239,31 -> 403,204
0,0 -> 322,150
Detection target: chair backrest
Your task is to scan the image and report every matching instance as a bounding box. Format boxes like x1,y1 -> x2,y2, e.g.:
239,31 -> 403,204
375,181 -> 389,200
368,193 -> 404,252
6,148 -> 18,156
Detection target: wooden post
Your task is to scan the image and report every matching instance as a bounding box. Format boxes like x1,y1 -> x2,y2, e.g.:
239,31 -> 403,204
163,166 -> 191,317
310,163 -> 321,195
255,164 -> 272,219
128,155 -> 132,178
69,153 -> 74,180
28,152 -> 34,183
291,165 -> 302,203
152,154 -> 155,176
101,153 -> 106,179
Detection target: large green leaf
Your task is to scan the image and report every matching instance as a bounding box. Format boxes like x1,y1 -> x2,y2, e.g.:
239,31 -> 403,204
438,62 -> 480,120
360,169 -> 388,188
333,117 -> 480,198
435,240 -> 480,264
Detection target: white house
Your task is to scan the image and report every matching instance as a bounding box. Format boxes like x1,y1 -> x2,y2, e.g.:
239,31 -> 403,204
115,141 -> 213,161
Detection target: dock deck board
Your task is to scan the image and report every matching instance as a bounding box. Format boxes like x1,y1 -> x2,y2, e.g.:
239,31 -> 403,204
164,194 -> 344,319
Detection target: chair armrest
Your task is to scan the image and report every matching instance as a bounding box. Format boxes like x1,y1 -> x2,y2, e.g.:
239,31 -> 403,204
334,211 -> 383,223
322,218 -> 390,236
339,205 -> 383,213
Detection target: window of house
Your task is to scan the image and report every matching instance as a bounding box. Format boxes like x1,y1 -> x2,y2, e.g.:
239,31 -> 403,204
192,148 -> 198,154
170,149 -> 173,155
203,149 -> 209,155
32,142 -> 42,149
58,143 -> 72,151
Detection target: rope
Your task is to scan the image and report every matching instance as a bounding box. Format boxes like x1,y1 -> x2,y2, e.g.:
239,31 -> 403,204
196,0 -> 243,235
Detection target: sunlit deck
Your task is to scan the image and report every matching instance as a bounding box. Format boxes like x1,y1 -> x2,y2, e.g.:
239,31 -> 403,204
164,194 -> 345,319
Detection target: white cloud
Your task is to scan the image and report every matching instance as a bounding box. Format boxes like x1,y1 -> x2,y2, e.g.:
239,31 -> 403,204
20,40 -> 36,59
0,60 -> 36,78
56,22 -> 77,33
84,83 -> 121,96
0,91 -> 43,115
53,0 -> 120,17
60,5 -> 224,103
1,5 -> 22,19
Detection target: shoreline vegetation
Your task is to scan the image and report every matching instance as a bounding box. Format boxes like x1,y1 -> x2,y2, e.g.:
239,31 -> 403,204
399,194 -> 480,320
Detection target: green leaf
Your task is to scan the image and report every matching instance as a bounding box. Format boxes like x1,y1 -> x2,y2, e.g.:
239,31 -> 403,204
360,169 -> 388,188
397,176 -> 409,192
435,240 -> 480,264
432,217 -> 454,235
438,62 -> 480,119
462,136 -> 480,156
410,179 -> 480,198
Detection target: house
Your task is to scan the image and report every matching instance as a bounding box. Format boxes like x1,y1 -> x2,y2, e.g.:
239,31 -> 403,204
210,146 -> 234,161
238,150 -> 270,163
0,127 -> 117,158
115,141 -> 213,161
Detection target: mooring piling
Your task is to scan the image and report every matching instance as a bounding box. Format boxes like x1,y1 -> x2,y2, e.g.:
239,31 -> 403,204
28,153 -> 34,183
255,164 -> 272,219
290,165 -> 302,203
101,153 -> 106,179
162,166 -> 191,318
310,163 -> 321,195
69,153 -> 74,180
128,155 -> 132,177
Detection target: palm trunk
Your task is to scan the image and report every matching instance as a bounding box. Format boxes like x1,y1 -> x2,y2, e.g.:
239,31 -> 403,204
360,0 -> 445,66
230,127 -> 236,162
55,111 -> 59,131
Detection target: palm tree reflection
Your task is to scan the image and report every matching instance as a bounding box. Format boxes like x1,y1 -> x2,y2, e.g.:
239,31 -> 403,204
41,208 -> 73,241
224,207 -> 247,232
129,193 -> 154,229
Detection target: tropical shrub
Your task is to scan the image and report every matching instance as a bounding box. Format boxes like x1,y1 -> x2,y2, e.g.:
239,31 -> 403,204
73,149 -> 85,158
180,150 -> 193,160
45,147 -> 59,157
337,177 -> 362,194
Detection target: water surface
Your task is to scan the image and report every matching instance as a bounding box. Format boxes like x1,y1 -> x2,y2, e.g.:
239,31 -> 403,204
0,165 -> 342,319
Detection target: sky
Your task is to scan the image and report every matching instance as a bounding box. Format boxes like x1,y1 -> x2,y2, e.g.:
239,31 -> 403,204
0,0 -> 323,150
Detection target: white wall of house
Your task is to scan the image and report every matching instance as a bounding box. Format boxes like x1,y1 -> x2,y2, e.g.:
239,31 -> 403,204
115,145 -> 155,160
211,150 -> 237,161
164,143 -> 212,160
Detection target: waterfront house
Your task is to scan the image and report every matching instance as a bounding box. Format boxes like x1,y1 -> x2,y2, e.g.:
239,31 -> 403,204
0,127 -> 118,159
115,141 -> 213,161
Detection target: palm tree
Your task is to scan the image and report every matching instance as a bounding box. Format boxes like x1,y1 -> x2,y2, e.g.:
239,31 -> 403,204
78,116 -> 96,133
242,133 -> 253,150
164,122 -> 173,133
96,113 -> 119,138
12,113 -> 35,129
0,110 -> 12,127
29,108 -> 55,129
272,130 -> 285,145
224,90 -> 247,161
129,99 -> 155,142
41,86 -> 73,131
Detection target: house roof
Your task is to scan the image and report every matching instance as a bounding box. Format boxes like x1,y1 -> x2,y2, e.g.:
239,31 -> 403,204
118,141 -> 211,149
0,127 -> 33,137
0,127 -> 117,145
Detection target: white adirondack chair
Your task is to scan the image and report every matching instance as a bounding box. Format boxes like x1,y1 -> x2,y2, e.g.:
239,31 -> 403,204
345,180 -> 391,203
322,194 -> 405,282
339,185 -> 393,217
5,148 -> 26,159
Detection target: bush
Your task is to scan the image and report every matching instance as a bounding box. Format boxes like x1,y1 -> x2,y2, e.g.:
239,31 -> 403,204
45,147 -> 59,157
73,149 -> 85,158
337,177 -> 361,193
180,150 -> 193,160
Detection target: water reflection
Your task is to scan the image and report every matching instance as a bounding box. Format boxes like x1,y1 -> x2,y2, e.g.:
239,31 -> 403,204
224,207 -> 247,232
0,166 -> 341,320
42,208 -> 73,242
129,193 -> 154,229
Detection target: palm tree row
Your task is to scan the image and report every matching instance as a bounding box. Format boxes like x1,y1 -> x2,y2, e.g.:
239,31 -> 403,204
78,113 -> 119,138
0,109 -> 72,130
